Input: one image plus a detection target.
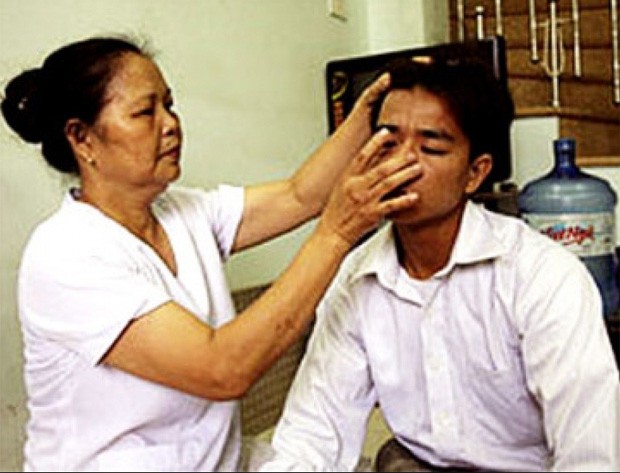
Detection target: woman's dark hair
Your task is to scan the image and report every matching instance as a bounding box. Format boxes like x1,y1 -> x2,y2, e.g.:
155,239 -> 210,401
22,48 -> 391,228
1,36 -> 146,174
371,56 -> 515,165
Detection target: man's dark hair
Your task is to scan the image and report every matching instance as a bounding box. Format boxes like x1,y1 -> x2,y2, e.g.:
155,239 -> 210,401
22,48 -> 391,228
372,57 -> 515,164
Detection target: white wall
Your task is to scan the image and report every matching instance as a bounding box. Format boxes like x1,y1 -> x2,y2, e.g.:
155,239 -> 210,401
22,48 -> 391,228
366,0 -> 449,52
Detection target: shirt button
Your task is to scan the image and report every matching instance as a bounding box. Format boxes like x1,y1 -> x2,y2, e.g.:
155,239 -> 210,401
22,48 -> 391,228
437,411 -> 450,425
428,355 -> 442,371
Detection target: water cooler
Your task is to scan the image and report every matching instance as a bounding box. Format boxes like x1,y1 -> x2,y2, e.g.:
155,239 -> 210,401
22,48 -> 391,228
518,138 -> 620,319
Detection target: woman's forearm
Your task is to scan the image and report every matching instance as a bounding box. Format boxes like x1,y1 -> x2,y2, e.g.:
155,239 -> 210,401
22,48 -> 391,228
104,124 -> 420,402
232,74 -> 391,252
212,225 -> 350,397
288,73 -> 390,216
214,134 -> 421,399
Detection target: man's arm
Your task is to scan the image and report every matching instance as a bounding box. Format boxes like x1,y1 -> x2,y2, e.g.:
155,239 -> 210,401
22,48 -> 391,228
518,250 -> 620,471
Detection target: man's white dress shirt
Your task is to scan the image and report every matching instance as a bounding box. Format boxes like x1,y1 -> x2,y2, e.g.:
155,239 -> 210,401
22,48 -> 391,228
262,202 -> 620,472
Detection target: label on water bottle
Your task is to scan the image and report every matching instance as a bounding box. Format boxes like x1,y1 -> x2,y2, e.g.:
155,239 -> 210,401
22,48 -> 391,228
522,212 -> 616,257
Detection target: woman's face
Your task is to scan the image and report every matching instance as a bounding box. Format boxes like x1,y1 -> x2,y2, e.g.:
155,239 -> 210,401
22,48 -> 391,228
84,52 -> 182,193
376,86 -> 490,228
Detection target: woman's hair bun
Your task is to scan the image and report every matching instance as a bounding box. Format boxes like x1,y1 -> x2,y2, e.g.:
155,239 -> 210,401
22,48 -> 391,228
1,68 -> 45,144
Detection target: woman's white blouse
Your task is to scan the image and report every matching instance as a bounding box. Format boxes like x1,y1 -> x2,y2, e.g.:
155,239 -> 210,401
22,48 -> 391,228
19,185 -> 244,472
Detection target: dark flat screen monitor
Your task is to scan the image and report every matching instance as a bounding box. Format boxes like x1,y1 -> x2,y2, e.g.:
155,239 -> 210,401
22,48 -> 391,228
325,36 -> 511,190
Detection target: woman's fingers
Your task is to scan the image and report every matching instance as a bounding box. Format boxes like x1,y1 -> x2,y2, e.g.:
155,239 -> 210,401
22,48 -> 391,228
355,72 -> 390,109
352,128 -> 422,197
352,127 -> 393,170
365,151 -> 419,190
377,190 -> 420,216
343,73 -> 390,132
319,125 -> 423,245
341,156 -> 420,222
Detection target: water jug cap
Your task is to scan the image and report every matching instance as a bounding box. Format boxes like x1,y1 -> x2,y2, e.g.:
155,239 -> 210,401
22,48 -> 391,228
554,137 -> 576,154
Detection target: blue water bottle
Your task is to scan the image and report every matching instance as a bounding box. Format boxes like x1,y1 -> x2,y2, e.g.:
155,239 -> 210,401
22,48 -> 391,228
517,138 -> 619,318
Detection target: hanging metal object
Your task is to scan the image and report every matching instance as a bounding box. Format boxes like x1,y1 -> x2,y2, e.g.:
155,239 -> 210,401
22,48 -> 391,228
456,1 -> 500,41
495,0 -> 504,36
457,0 -> 466,42
475,5 -> 486,40
531,0 -> 583,108
611,0 -> 620,104
529,0 -> 540,63
571,0 -> 582,77
542,0 -> 564,108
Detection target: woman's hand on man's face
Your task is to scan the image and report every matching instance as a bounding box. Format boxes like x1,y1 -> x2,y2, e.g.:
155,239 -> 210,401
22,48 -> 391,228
319,127 -> 422,246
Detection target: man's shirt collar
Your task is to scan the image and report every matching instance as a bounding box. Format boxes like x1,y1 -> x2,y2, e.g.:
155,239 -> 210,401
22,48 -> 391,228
351,201 -> 509,287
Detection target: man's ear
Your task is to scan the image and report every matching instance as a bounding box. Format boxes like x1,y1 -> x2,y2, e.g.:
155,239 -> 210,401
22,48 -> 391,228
64,118 -> 94,166
464,153 -> 493,195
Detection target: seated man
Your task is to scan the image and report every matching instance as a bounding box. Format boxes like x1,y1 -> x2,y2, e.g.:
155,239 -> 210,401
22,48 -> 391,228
259,58 -> 620,472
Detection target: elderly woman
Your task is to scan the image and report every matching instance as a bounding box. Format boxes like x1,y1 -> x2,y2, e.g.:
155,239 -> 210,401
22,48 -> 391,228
1,36 -> 421,471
